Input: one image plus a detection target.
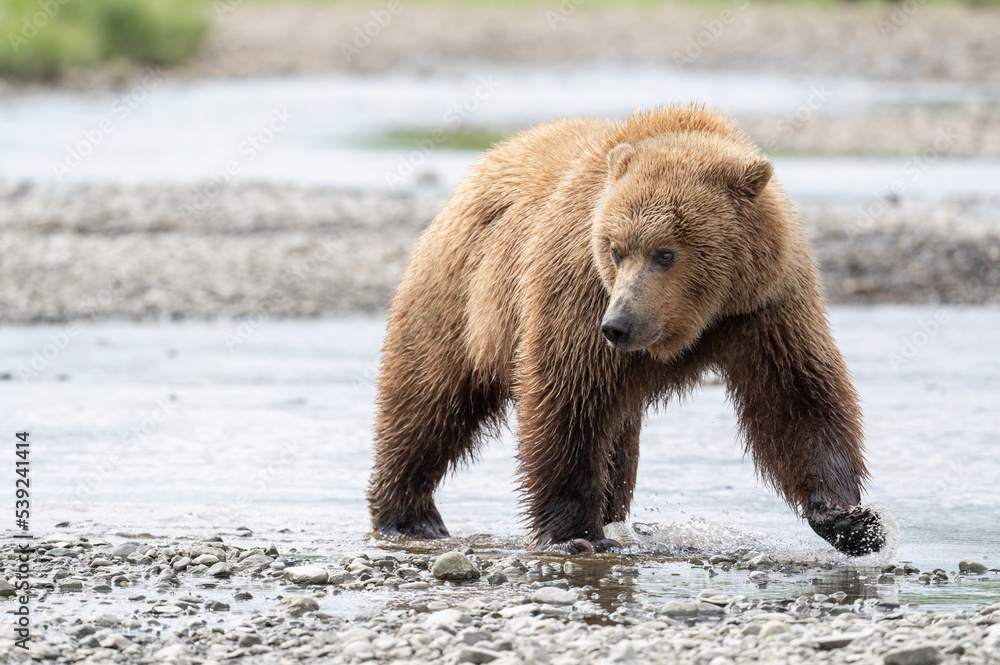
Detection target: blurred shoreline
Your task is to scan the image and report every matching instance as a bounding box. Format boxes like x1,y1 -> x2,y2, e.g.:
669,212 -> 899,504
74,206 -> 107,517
3,1 -> 1000,94
1,183 -> 998,323
3,2 -> 1000,322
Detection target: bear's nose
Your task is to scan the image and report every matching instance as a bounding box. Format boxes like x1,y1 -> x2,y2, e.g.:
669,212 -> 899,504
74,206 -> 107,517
601,316 -> 633,347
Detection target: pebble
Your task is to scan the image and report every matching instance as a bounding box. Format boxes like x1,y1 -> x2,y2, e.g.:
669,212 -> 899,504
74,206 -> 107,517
759,621 -> 789,638
4,533 -> 998,665
815,631 -> 867,650
958,559 -> 988,574
458,646 -> 502,664
275,595 -> 319,617
883,645 -> 943,665
208,562 -> 234,578
283,565 -> 330,585
531,587 -> 578,605
432,551 -> 481,581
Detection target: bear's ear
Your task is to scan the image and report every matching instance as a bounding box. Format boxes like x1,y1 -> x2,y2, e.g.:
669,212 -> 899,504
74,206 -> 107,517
606,143 -> 636,181
725,156 -> 773,198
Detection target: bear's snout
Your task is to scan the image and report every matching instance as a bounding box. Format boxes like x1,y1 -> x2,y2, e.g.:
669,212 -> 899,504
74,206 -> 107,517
601,315 -> 633,348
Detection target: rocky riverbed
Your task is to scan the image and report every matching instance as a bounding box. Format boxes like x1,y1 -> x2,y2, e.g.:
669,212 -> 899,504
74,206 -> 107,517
1,531 -> 998,664
1,183 -> 998,323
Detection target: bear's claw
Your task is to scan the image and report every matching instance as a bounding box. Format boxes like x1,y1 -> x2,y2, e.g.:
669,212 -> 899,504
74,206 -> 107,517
545,538 -> 623,554
808,507 -> 885,556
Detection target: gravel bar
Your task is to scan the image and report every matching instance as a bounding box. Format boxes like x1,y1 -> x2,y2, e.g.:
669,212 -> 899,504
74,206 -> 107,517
2,532 -> 999,664
0,184 -> 998,323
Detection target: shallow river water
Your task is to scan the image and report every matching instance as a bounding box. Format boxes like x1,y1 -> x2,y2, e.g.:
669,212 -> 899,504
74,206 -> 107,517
3,63 -> 1000,202
1,306 -> 998,616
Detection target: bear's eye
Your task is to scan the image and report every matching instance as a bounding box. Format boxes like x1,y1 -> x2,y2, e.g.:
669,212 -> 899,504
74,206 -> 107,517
653,248 -> 676,269
609,242 -> 622,267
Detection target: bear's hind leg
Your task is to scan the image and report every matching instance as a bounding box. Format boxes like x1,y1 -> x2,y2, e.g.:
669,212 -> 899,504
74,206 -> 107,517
367,334 -> 506,540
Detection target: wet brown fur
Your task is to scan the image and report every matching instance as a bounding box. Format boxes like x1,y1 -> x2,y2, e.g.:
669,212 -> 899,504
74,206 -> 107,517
367,105 -> 869,550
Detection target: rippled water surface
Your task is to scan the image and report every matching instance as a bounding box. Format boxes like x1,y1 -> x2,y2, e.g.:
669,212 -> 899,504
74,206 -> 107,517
2,307 -> 998,613
3,64 -> 1000,202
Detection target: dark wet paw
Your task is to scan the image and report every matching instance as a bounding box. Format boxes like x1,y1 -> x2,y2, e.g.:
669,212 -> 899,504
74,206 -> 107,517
544,538 -> 623,554
591,538 -> 624,553
371,506 -> 449,540
808,507 -> 885,556
545,538 -> 596,554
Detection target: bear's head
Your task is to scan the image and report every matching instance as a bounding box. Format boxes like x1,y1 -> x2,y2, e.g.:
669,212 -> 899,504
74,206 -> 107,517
591,134 -> 789,360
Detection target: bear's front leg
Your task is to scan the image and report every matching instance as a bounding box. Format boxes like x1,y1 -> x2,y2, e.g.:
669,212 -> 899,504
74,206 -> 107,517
712,294 -> 885,556
514,357 -> 627,554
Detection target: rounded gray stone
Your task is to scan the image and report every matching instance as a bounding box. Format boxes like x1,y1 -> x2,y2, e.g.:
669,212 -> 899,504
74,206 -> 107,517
432,552 -> 481,581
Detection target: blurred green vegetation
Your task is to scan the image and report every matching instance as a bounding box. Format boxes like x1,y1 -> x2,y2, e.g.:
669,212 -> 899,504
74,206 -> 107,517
248,0 -> 1000,6
371,126 -> 516,152
0,0 -> 208,80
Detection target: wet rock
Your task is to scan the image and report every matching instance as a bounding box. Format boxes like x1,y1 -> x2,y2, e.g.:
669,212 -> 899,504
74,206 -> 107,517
432,551 -> 481,581
192,553 -> 220,566
883,645 -> 942,665
284,565 -> 330,585
65,623 -> 95,638
205,599 -> 230,611
90,557 -> 111,568
458,646 -> 501,663
153,604 -> 184,615
759,621 -> 789,638
958,559 -> 987,574
487,571 -> 508,585
343,638 -> 374,661
0,578 -> 15,596
329,571 -> 355,585
208,562 -> 234,578
111,542 -> 143,559
660,601 -> 699,618
99,633 -> 134,649
276,595 -> 319,617
172,556 -> 192,571
152,643 -> 191,664
236,554 -> 274,572
816,631 -> 867,650
531,587 -> 577,605
609,640 -> 636,661
425,608 -> 472,628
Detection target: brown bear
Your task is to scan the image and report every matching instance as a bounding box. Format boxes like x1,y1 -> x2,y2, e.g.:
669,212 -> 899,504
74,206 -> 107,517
367,104 -> 884,556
